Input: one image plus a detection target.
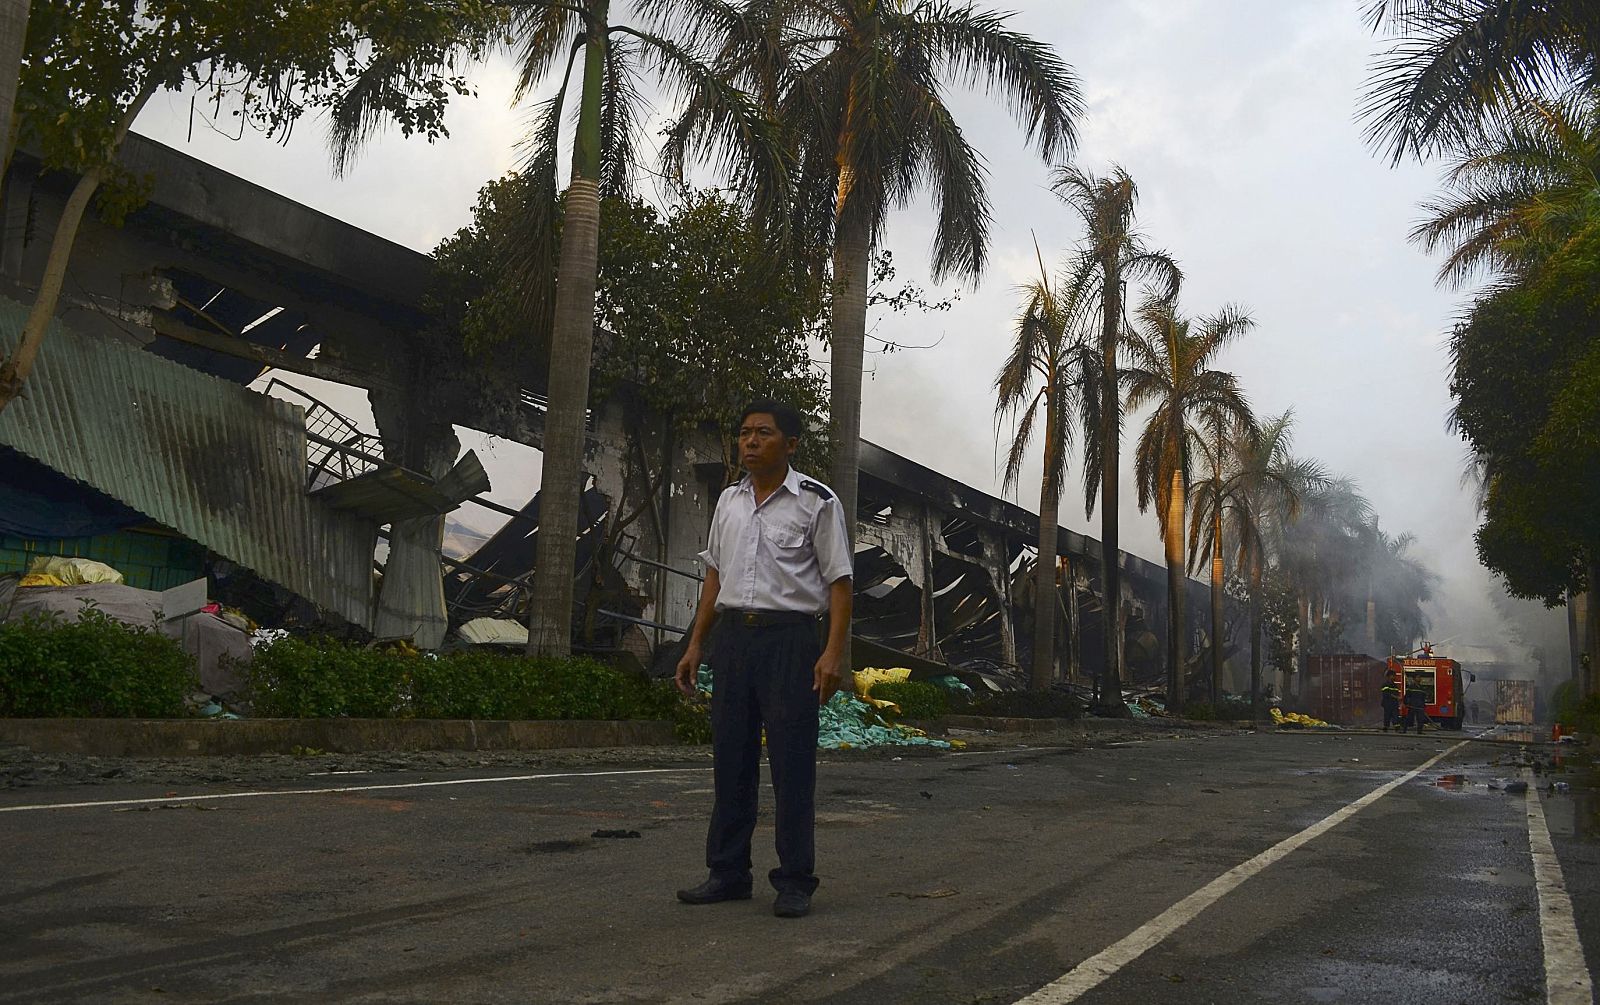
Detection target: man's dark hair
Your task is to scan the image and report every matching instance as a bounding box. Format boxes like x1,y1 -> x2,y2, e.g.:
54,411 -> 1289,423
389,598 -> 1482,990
738,399 -> 804,439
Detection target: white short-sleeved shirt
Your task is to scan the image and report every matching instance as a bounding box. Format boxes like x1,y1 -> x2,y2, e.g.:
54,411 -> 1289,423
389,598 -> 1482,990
698,466 -> 854,614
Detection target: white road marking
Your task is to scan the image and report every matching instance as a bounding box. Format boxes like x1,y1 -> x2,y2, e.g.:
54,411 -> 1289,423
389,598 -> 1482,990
1012,740 -> 1472,1005
1525,774 -> 1595,1005
0,767 -> 711,814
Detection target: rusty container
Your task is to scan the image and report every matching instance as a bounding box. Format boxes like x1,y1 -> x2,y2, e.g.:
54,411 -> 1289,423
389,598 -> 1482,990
1304,654 -> 1389,725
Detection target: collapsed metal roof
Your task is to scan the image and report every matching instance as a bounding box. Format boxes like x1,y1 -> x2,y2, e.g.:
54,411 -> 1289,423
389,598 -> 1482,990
0,298 -> 378,627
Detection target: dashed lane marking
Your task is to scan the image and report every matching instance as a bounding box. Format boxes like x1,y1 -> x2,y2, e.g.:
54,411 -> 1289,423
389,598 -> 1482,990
0,767 -> 712,814
1011,740 -> 1472,1005
1525,772 -> 1595,1005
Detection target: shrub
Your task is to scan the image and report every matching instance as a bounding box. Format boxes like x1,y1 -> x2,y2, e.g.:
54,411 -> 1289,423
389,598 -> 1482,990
245,635 -> 407,718
246,637 -> 689,723
671,696 -> 712,744
1553,681 -> 1600,737
0,608 -> 194,717
870,680 -> 949,719
954,689 -> 1083,721
1183,701 -> 1217,721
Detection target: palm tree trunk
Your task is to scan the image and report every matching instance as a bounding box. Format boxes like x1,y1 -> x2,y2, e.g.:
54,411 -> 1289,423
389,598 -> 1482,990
527,4 -> 608,657
1032,399 -> 1059,691
828,208 -> 868,538
1098,265 -> 1127,715
1249,549 -> 1264,721
0,0 -> 28,203
0,83 -> 153,414
1586,557 -> 1600,698
1210,506 -> 1224,706
826,171 -> 869,672
1165,465 -> 1186,710
1065,557 -> 1081,686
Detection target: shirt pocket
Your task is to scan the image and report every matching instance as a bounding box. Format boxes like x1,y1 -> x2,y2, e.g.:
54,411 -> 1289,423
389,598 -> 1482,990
767,521 -> 810,550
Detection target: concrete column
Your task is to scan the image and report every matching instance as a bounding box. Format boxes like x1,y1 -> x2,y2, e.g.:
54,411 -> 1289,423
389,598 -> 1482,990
1065,557 -> 1082,686
370,387 -> 460,649
980,530 -> 1017,669
915,501 -> 941,660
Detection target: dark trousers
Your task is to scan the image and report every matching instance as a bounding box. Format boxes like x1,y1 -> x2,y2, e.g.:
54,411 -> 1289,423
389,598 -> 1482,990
705,618 -> 821,895
1382,701 -> 1400,730
1401,706 -> 1427,731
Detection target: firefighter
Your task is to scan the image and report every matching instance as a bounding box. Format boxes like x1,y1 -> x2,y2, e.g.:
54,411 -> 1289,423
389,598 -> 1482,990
1381,679 -> 1401,732
1400,682 -> 1428,734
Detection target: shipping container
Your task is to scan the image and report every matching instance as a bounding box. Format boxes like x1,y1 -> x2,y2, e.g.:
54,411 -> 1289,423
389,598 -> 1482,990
1494,679 -> 1535,725
1304,654 -> 1388,725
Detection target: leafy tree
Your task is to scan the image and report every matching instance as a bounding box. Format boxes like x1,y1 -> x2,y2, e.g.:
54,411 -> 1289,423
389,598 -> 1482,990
1411,91 -> 1600,287
1361,0 -> 1600,162
0,0 -> 25,188
1123,293 -> 1254,708
431,179 -> 829,480
1051,165 -> 1180,713
994,248 -> 1098,691
0,0 -> 496,412
1452,229 -> 1600,613
652,0 -> 1083,558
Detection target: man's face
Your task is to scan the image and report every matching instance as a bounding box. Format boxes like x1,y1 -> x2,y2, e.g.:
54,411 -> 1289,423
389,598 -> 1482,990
738,413 -> 797,474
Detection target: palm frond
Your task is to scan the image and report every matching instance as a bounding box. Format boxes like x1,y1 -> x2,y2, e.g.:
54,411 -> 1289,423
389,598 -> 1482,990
913,2 -> 1082,162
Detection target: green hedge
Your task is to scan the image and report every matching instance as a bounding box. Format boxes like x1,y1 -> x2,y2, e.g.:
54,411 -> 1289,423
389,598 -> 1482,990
1553,680 -> 1600,736
955,689 -> 1083,721
0,608 -> 195,717
246,637 -> 703,736
870,680 -> 949,719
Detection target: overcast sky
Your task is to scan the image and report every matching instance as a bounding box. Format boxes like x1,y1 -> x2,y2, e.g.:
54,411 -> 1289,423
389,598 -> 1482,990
131,0 -> 1568,664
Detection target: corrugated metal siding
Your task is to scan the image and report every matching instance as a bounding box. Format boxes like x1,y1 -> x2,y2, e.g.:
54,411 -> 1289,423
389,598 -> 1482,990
1305,654 -> 1388,725
0,299 -> 376,626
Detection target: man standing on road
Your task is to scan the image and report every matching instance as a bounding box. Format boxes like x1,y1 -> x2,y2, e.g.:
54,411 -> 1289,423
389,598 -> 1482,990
674,400 -> 854,919
1381,679 -> 1401,732
1400,681 -> 1428,734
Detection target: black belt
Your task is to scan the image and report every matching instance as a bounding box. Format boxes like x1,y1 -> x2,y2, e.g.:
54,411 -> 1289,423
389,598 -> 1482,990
726,609 -> 819,628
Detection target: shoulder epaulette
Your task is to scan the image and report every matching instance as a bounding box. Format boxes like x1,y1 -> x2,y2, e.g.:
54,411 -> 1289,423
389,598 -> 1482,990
799,479 -> 833,501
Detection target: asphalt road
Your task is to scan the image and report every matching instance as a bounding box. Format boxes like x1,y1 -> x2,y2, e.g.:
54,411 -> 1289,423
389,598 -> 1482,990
1,727 -> 1594,1005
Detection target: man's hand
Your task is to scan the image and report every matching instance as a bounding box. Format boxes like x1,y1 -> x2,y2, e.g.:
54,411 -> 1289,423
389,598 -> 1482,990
812,648 -> 844,706
676,642 -> 702,696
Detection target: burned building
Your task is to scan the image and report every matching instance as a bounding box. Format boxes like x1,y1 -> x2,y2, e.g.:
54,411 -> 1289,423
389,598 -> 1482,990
0,134 -> 1238,693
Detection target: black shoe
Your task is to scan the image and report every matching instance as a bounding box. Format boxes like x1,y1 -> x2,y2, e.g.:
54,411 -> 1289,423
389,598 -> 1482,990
773,890 -> 811,918
676,877 -> 752,905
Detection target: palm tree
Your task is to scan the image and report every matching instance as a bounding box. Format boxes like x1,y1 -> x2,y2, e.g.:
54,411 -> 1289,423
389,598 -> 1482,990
1123,294 -> 1253,710
653,0 -> 1083,548
1050,166 -> 1180,713
1359,524 -> 1436,654
1271,475 -> 1373,694
1189,411 -> 1321,718
0,0 -> 27,195
334,2 -> 787,657
995,248 -> 1098,691
1361,0 -> 1600,162
1185,411 -> 1248,707
1411,91 -> 1600,287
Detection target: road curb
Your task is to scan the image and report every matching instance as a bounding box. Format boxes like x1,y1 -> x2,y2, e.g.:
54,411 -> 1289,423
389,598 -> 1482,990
0,718 -> 677,757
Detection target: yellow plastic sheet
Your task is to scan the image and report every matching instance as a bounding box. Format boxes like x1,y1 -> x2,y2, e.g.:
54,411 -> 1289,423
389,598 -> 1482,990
18,573 -> 68,588
1270,707 -> 1330,728
25,555 -> 125,585
853,667 -> 911,697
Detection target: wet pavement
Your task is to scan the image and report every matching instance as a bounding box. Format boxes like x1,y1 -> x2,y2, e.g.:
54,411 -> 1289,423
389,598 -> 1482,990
0,727 -> 1593,1004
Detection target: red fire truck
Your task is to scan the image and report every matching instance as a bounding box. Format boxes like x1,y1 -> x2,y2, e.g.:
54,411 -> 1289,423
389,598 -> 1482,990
1386,645 -> 1467,730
